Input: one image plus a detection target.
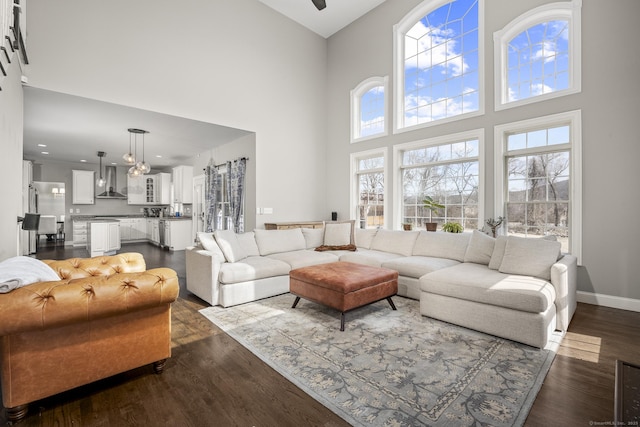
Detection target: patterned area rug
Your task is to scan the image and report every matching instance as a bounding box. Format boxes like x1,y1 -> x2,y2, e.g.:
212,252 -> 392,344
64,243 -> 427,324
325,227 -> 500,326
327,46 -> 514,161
199,294 -> 560,426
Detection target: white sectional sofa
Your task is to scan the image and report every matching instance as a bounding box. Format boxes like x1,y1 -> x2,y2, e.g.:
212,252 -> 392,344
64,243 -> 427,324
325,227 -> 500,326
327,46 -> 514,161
186,225 -> 577,348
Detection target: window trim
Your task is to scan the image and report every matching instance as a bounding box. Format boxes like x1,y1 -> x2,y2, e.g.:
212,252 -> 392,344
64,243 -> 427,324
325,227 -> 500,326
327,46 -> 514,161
493,0 -> 582,111
351,76 -> 389,143
393,128 -> 485,230
350,147 -> 389,229
494,110 -> 582,263
393,0 -> 485,134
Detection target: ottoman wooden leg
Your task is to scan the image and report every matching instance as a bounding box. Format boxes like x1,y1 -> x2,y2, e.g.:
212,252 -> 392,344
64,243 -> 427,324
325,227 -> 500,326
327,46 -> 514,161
292,296 -> 301,308
387,297 -> 397,310
7,404 -> 28,422
340,312 -> 345,331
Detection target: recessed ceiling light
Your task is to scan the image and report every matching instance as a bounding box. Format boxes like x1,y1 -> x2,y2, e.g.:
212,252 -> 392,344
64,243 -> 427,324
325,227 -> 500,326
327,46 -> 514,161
37,144 -> 47,147
155,155 -> 162,158
111,162 -> 117,165
80,159 -> 87,162
41,151 -> 49,154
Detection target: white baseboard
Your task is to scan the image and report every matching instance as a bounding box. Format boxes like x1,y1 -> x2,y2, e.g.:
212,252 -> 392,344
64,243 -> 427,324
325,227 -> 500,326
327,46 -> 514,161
577,291 -> 640,313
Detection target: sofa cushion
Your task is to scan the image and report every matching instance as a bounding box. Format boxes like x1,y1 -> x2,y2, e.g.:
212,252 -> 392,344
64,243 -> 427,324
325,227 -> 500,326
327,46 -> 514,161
420,263 -> 556,314
323,220 -> 355,246
489,235 -> 558,271
381,256 -> 459,279
339,249 -> 404,267
355,228 -> 378,249
463,230 -> 496,265
267,250 -> 339,270
499,236 -> 561,280
488,236 -> 507,270
237,231 -> 260,257
254,228 -> 306,256
214,230 -> 248,262
218,256 -> 291,284
196,232 -> 226,259
370,230 -> 419,257
412,231 -> 471,262
301,228 -> 324,249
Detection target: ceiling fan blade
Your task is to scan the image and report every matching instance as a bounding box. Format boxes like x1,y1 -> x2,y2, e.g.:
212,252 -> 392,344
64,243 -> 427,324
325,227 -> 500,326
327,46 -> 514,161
312,0 -> 326,11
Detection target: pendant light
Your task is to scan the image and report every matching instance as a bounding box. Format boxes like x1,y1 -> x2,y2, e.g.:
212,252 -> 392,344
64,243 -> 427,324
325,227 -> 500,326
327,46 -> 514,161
135,130 -> 151,174
96,151 -> 106,187
123,131 -> 135,164
127,131 -> 139,178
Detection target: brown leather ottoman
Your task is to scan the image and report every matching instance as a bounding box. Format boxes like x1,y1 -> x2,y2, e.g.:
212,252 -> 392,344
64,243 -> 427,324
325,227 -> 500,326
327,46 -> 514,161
290,261 -> 398,331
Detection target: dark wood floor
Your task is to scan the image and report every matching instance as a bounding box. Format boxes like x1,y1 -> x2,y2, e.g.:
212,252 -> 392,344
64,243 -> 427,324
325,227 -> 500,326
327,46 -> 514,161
4,241 -> 638,426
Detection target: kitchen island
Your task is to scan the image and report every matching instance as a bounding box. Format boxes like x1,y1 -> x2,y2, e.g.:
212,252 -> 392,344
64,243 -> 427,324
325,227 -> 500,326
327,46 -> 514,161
86,219 -> 121,257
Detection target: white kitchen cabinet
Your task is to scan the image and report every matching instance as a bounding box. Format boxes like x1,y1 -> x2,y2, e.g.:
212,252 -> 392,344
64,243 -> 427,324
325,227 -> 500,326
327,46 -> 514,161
72,170 -> 95,204
146,218 -> 160,244
156,173 -> 172,204
127,176 -> 145,205
87,221 -> 120,257
72,219 -> 88,247
119,218 -> 147,241
172,166 -> 193,204
161,219 -> 193,250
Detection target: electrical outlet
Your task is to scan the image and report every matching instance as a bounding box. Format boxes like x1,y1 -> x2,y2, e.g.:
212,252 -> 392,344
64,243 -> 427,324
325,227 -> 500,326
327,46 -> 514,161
263,207 -> 273,214
75,208 -> 80,213
69,208 -> 73,213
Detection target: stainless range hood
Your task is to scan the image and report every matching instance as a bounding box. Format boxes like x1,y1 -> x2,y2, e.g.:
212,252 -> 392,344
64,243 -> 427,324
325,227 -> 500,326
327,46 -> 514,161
96,166 -> 127,199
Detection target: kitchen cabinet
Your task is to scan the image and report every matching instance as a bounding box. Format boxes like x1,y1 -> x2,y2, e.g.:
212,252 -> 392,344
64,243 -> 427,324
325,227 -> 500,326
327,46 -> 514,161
156,173 -> 171,204
87,221 -> 120,257
172,166 -> 193,204
72,219 -> 88,247
118,218 -> 147,241
160,219 -> 193,251
127,176 -> 145,205
72,170 -> 95,204
146,218 -> 160,245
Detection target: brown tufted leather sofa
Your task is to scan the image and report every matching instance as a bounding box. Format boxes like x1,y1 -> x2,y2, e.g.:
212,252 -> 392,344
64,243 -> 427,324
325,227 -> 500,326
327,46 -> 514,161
0,252 -> 179,422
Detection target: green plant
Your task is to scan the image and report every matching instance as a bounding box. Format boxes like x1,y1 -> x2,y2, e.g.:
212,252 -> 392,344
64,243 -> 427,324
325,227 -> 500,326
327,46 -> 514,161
442,222 -> 464,233
422,196 -> 445,223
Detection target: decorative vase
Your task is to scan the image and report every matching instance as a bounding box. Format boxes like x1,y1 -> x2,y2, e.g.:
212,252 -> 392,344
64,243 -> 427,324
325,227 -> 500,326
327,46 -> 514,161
402,223 -> 413,231
425,223 -> 437,232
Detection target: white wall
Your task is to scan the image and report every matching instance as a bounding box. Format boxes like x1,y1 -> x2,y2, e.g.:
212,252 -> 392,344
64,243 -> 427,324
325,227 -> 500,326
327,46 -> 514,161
0,59 -> 25,260
24,0 -> 328,228
325,0 -> 640,302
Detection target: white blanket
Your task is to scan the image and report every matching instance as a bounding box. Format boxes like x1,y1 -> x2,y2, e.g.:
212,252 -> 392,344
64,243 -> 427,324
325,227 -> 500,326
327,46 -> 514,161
0,256 -> 61,293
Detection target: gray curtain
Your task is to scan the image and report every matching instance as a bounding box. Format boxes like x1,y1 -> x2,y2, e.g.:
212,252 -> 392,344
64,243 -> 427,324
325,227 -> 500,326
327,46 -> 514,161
204,161 -> 220,232
228,158 -> 246,233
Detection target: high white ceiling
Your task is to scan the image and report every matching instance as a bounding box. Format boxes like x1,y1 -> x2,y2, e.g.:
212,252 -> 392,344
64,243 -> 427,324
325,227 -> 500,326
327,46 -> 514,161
258,0 -> 386,38
23,1 -> 384,168
23,87 -> 252,169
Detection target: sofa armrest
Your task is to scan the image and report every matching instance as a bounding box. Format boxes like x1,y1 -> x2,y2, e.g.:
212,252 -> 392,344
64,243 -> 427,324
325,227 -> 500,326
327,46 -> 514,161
550,254 -> 578,331
0,268 -> 179,336
186,246 -> 226,305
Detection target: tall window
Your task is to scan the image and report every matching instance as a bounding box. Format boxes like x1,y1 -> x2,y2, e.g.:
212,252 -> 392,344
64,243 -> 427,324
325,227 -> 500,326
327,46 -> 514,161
394,0 -> 482,132
351,76 -> 388,142
396,130 -> 483,230
495,111 -> 582,260
494,0 -> 582,110
351,149 -> 387,229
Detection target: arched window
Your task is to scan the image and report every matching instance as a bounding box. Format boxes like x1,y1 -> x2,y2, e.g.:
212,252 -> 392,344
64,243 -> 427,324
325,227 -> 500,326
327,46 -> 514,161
393,0 -> 483,132
351,76 -> 388,142
494,0 -> 582,110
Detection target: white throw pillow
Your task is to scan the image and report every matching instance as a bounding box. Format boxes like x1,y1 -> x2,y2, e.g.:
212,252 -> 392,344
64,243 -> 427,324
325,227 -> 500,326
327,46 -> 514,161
323,220 -> 355,246
196,232 -> 225,259
488,236 -> 507,270
355,228 -> 377,249
236,231 -> 260,257
498,236 -> 561,280
301,228 -> 324,249
463,230 -> 496,265
412,231 -> 471,262
370,229 -> 419,257
254,228 -> 306,256
213,230 -> 248,263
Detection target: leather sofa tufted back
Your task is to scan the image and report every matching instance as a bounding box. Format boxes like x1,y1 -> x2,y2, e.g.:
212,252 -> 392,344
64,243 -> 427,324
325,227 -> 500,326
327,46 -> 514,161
43,252 -> 146,280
